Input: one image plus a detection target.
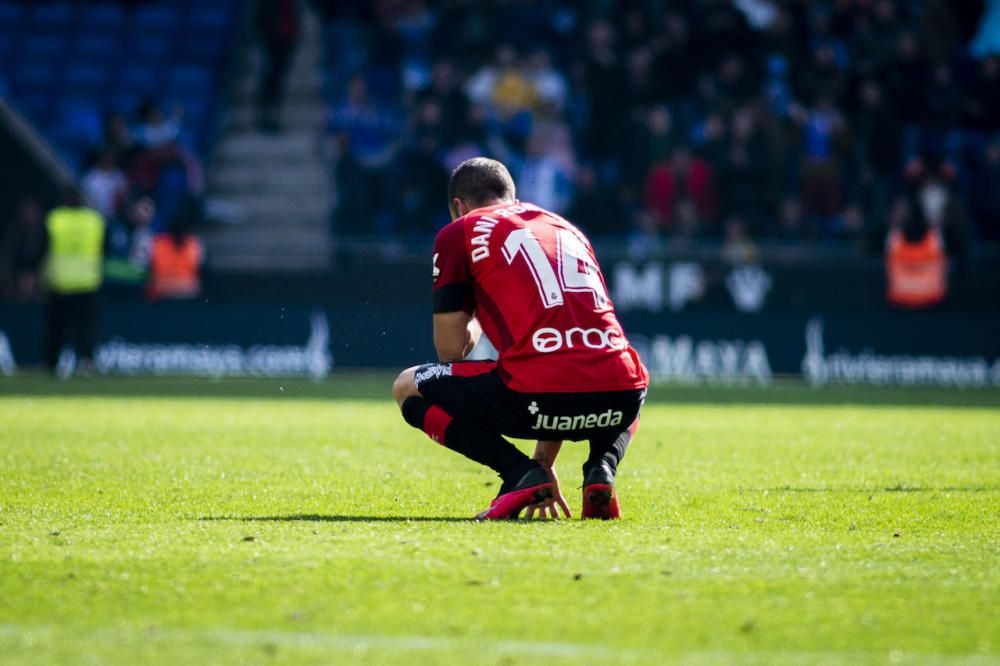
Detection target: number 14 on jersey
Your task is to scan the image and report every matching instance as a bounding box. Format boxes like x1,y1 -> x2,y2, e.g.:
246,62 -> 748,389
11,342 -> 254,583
502,227 -> 611,312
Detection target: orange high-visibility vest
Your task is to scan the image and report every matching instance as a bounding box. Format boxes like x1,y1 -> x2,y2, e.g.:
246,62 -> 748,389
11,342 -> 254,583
148,234 -> 202,300
886,228 -> 947,308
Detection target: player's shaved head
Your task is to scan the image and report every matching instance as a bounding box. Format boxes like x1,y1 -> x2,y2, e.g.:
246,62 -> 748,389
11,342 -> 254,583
447,157 -> 516,218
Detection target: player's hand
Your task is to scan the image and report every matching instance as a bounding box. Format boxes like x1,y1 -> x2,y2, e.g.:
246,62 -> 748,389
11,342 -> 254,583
525,465 -> 571,520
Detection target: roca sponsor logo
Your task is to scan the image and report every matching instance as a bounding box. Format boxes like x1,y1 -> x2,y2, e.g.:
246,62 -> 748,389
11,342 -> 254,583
531,326 -> 626,353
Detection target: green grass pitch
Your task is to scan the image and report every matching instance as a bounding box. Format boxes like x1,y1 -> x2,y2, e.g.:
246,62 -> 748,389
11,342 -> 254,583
1,374 -> 998,665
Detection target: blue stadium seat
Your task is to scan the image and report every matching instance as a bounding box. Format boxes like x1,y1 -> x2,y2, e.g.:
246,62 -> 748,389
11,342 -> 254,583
51,101 -> 104,145
18,33 -> 67,63
117,64 -> 161,96
11,62 -> 57,93
0,2 -> 23,30
108,91 -> 143,118
0,32 -> 14,65
202,0 -> 241,10
62,63 -> 112,94
15,92 -> 54,127
46,124 -> 91,171
165,66 -> 213,96
29,3 -> 76,32
125,35 -> 173,64
57,95 -> 103,118
188,6 -> 231,34
82,4 -> 127,32
166,95 -> 211,127
73,34 -> 123,63
6,0 -> 229,174
177,0 -> 239,11
176,31 -> 227,65
133,5 -> 180,35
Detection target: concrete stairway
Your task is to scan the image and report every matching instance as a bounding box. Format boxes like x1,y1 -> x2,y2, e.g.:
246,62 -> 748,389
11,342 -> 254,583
203,7 -> 332,272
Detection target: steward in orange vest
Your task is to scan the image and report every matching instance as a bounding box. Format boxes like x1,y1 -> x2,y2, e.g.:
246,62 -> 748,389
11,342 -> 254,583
886,217 -> 947,308
148,223 -> 203,301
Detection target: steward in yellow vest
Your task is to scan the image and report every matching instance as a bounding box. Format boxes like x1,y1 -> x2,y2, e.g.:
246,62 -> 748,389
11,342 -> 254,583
44,205 -> 105,295
42,188 -> 106,374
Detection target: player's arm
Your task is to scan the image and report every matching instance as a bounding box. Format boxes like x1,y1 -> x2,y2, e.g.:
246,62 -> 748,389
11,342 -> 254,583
431,221 -> 477,361
526,440 -> 571,519
532,440 -> 562,467
433,312 -> 481,362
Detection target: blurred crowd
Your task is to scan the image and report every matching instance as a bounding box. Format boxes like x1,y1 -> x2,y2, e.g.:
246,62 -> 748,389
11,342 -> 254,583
317,0 -> 1000,257
0,101 -> 204,301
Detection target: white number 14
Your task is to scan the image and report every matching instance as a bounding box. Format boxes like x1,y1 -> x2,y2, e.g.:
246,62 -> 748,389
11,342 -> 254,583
501,227 -> 611,311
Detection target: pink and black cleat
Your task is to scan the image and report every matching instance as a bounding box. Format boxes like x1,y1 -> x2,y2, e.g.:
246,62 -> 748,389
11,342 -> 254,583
477,463 -> 554,520
581,463 -> 621,520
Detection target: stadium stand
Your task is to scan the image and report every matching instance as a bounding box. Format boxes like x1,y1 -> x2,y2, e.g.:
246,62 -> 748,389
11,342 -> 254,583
2,0 -> 239,172
311,0 -> 999,259
0,0 -> 998,278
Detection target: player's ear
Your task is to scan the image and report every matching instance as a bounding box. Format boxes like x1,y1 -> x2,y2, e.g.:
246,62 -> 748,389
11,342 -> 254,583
450,198 -> 465,220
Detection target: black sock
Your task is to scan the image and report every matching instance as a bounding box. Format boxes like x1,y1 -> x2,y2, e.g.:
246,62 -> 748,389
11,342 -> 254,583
400,397 -> 530,479
585,417 -> 639,475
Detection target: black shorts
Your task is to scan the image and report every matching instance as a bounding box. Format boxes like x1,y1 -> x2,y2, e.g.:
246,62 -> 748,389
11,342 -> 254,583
413,360 -> 645,443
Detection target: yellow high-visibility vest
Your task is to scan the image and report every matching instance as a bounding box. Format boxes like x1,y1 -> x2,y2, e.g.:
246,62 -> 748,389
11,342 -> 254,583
44,207 -> 105,294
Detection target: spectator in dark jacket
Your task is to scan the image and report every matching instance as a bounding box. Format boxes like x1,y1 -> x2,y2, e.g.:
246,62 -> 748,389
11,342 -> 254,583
1,198 -> 47,300
256,0 -> 302,133
970,141 -> 1000,240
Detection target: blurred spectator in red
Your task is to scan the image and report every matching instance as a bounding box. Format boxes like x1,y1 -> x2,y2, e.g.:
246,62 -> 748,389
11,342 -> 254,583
256,0 -> 301,133
885,194 -> 948,309
644,145 -> 718,234
82,150 -> 128,219
148,201 -> 203,301
0,198 -> 47,300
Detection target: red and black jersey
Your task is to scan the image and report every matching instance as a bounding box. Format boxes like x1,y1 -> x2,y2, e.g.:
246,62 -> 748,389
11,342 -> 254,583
432,201 -> 648,393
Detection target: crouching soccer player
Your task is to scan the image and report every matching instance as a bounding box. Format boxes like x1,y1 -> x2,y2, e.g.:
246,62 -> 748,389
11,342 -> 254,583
392,158 -> 648,520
